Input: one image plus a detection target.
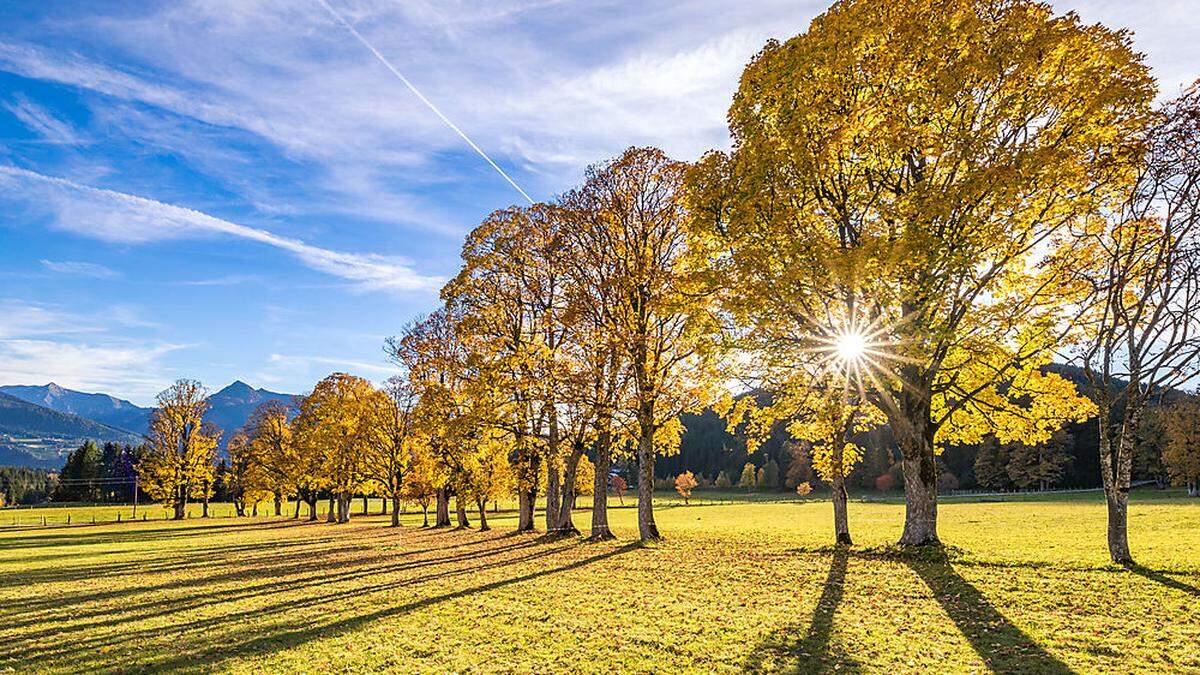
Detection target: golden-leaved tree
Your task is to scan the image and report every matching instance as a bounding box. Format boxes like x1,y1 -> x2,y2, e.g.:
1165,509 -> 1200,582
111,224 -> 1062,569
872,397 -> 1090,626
294,373 -> 376,524
142,379 -> 220,520
442,204 -> 571,532
244,400 -> 295,517
566,146 -> 721,542
226,431 -> 271,516
365,376 -> 418,527
388,308 -> 473,528
687,0 -> 1150,545
1070,84 -> 1200,562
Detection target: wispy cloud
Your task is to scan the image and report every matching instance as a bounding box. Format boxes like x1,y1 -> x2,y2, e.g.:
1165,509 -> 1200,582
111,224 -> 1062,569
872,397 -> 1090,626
0,299 -> 185,401
3,93 -> 85,145
260,353 -> 398,385
0,166 -> 444,293
40,259 -> 121,279
0,338 -> 184,400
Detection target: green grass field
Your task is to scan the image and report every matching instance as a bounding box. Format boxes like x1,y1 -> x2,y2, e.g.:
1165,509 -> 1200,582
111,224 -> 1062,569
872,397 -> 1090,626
1,491 -> 1197,673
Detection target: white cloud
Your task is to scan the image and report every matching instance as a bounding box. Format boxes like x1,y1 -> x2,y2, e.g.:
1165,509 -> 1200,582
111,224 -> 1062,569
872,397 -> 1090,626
266,353 -> 398,376
40,259 -> 121,279
254,353 -> 398,390
3,93 -> 84,145
0,299 -> 185,402
0,339 -> 184,401
0,165 -> 444,293
0,0 -> 1194,215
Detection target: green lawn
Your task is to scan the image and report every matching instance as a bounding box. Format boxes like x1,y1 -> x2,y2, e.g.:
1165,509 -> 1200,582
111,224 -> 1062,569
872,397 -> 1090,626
1,492 -> 1197,673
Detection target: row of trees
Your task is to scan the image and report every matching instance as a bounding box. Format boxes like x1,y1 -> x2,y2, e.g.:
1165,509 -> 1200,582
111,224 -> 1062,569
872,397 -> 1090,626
134,374 -> 604,527
133,0 -> 1200,566
372,0 -> 1200,564
0,466 -> 54,506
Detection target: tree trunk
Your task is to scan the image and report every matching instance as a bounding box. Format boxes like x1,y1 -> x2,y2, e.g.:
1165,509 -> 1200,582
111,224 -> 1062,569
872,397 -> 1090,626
381,497 -> 387,515
831,470 -> 851,546
252,502 -> 258,516
899,450 -> 938,545
517,490 -> 535,532
361,495 -> 368,515
391,494 -> 401,527
173,484 -> 186,520
273,491 -> 282,516
830,422 -> 853,546
1097,397 -> 1136,564
422,503 -> 429,527
326,494 -> 336,523
1105,488 -> 1132,563
545,406 -> 562,532
293,494 -> 301,519
555,441 -> 585,535
307,494 -> 318,521
435,488 -> 451,527
202,492 -> 210,518
637,418 -> 660,542
477,497 -> 490,531
516,448 -> 540,532
591,432 -> 614,540
892,395 -> 939,546
455,493 -> 471,528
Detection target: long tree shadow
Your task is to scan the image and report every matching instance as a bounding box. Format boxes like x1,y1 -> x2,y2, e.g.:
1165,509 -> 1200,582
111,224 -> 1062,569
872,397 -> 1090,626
1123,563 -> 1200,598
743,546 -> 859,673
0,536 -> 559,664
141,541 -> 643,672
901,549 -> 1074,674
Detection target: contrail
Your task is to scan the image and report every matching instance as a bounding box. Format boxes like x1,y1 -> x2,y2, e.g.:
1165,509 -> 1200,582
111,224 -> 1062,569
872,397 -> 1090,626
316,0 -> 535,205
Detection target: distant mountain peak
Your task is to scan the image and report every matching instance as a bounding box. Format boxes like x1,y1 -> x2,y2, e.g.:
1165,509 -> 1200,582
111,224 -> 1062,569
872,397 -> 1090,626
0,383 -> 151,438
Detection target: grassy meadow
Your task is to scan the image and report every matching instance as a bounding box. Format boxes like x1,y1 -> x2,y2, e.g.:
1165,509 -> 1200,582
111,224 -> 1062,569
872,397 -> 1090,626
1,491 -> 1198,673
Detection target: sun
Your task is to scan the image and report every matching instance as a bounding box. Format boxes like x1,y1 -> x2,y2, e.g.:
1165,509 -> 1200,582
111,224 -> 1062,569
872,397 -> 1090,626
835,330 -> 867,363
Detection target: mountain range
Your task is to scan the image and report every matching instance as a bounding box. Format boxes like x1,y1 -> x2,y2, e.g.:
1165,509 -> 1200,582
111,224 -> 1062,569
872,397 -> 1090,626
0,381 -> 296,469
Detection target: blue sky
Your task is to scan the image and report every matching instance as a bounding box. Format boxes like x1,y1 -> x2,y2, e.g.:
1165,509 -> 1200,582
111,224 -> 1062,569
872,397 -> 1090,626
1,0 -> 1196,405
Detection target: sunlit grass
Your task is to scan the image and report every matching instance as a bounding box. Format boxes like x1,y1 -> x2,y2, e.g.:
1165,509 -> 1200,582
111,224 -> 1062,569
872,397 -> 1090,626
1,492 -> 1197,672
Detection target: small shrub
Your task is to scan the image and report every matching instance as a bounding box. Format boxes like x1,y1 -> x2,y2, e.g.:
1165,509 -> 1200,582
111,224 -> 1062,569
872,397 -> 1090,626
674,471 -> 698,504
737,463 -> 757,490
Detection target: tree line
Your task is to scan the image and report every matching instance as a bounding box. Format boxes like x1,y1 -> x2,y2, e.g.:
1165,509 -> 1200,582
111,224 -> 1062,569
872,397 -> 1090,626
125,0 -> 1200,565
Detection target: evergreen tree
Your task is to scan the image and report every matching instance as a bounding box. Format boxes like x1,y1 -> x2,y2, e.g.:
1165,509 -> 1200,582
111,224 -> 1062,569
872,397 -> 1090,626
1007,430 -> 1073,491
973,439 -> 1012,491
761,459 -> 781,490
1134,409 -> 1169,488
98,442 -> 128,502
53,441 -> 103,502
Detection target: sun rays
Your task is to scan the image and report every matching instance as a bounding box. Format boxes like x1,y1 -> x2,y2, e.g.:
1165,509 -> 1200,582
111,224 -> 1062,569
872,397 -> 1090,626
788,300 -> 924,407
